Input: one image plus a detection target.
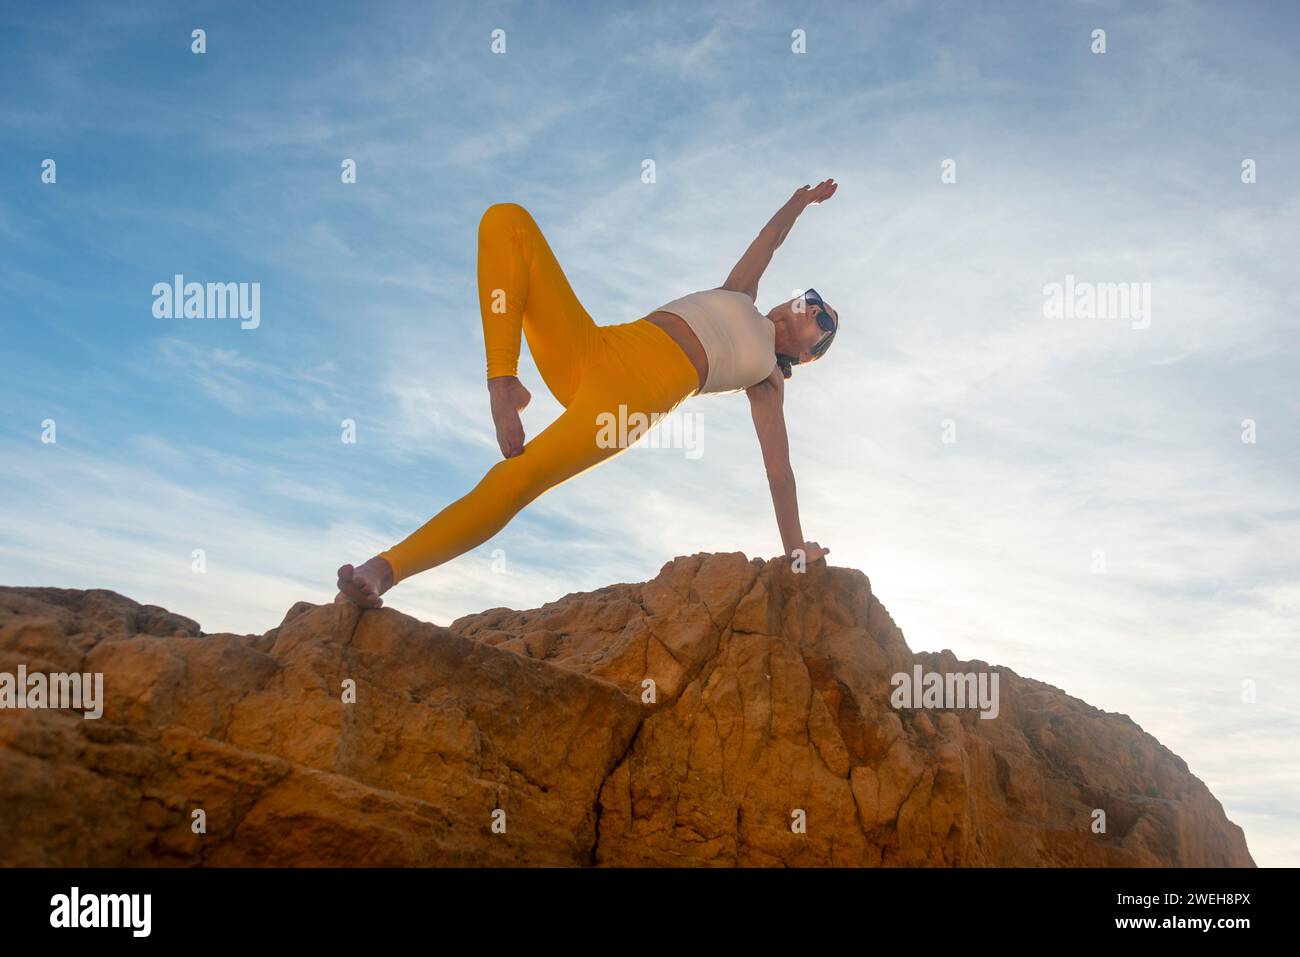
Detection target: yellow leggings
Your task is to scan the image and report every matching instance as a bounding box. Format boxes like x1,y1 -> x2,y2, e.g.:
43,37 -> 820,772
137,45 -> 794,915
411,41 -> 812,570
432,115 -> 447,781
378,203 -> 699,586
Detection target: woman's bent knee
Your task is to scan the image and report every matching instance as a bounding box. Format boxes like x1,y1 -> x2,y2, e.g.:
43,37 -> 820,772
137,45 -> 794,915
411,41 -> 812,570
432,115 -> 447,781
480,202 -> 531,234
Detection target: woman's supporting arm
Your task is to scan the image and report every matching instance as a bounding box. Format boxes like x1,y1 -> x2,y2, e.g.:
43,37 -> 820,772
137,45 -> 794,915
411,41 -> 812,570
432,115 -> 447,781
721,179 -> 838,300
746,368 -> 804,554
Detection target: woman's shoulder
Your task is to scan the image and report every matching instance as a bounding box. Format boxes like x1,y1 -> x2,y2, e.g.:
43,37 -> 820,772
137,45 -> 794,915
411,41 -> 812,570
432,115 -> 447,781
709,285 -> 757,302
744,364 -> 784,401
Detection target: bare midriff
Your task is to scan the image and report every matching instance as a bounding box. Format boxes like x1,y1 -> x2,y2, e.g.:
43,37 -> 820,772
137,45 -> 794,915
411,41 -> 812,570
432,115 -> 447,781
644,311 -> 708,393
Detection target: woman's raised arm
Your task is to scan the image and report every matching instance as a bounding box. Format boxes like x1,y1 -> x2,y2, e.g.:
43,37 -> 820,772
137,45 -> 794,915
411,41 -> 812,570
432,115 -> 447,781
720,179 -> 837,300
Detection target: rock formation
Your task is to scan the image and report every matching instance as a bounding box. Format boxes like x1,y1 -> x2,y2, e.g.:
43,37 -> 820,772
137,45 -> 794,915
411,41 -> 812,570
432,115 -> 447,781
0,553 -> 1254,866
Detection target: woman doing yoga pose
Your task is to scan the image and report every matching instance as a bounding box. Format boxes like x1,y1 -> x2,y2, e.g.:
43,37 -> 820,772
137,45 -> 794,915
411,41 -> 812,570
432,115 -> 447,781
337,178 -> 839,608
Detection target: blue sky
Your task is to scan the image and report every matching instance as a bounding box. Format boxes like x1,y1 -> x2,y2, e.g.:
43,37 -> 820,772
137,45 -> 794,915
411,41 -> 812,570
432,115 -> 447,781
2,0 -> 1297,865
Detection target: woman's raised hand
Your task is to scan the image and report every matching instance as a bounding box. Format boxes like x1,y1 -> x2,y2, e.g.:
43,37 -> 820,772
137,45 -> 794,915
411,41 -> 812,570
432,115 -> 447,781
793,178 -> 837,206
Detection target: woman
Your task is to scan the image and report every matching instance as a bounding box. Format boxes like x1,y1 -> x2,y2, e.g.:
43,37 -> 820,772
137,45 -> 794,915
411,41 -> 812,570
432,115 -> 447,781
337,178 -> 839,608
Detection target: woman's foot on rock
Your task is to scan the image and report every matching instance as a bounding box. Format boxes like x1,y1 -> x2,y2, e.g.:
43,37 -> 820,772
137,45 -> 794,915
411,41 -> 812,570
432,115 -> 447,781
336,556 -> 394,609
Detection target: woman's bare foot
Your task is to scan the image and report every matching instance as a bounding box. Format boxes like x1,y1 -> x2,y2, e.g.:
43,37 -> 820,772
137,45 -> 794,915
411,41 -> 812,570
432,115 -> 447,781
489,375 -> 531,458
336,556 -> 394,609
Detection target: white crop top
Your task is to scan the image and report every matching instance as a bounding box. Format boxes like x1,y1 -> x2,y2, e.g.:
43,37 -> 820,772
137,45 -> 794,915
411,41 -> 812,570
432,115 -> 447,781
653,288 -> 777,394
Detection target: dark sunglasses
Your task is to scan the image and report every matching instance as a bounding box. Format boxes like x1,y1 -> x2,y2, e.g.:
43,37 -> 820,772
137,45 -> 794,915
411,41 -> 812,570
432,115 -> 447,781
801,288 -> 837,358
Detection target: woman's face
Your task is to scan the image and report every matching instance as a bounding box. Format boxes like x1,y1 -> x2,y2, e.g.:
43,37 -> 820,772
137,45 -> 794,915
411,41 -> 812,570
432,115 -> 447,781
777,291 -> 838,363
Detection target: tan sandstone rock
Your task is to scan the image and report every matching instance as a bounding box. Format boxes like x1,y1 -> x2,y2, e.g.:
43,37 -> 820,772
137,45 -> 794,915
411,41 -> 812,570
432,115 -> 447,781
0,554 -> 1255,866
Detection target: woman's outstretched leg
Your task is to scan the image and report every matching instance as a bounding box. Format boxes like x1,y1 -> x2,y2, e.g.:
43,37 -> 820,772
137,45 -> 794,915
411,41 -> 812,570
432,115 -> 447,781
373,358 -> 635,588
335,206 -> 679,608
338,203 -> 594,606
342,321 -> 698,601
